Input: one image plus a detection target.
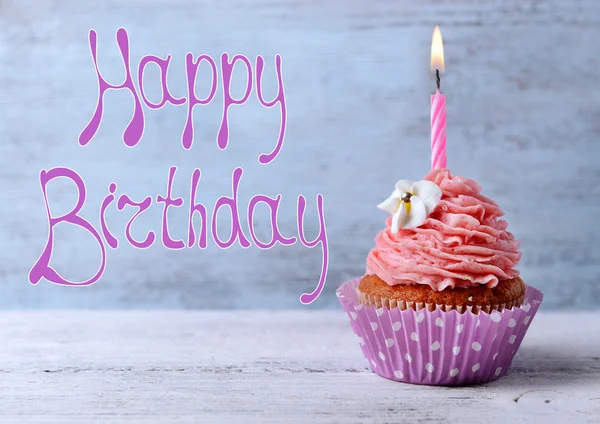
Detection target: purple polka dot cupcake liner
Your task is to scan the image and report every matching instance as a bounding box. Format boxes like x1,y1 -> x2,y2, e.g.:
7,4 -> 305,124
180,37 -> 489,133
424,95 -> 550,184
337,277 -> 543,386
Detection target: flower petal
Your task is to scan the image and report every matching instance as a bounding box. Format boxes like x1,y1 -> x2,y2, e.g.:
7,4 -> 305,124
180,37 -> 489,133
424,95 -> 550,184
391,204 -> 408,233
395,180 -> 415,194
377,193 -> 401,214
411,180 -> 442,214
401,196 -> 427,229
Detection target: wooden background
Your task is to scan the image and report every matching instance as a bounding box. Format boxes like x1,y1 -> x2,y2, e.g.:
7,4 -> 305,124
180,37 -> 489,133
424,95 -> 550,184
0,0 -> 598,309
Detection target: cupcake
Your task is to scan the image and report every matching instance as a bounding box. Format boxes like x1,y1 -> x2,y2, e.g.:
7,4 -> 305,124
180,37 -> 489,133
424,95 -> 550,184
337,168 -> 543,386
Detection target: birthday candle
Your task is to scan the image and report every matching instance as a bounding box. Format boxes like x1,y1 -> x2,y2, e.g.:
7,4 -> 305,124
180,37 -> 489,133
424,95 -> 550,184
431,89 -> 446,169
430,26 -> 446,170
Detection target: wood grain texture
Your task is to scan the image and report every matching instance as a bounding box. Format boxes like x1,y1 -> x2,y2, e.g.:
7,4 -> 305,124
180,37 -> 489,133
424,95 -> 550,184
0,311 -> 598,423
0,0 -> 599,308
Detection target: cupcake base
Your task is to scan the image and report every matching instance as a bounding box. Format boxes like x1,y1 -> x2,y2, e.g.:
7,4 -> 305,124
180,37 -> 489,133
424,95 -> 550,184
357,274 -> 526,314
337,277 -> 543,386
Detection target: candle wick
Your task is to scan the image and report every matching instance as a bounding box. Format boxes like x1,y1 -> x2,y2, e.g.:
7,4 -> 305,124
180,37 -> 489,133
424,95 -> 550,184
436,69 -> 441,91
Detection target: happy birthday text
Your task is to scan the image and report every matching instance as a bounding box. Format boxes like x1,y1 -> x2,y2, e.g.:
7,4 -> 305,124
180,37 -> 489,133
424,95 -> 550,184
28,28 -> 328,304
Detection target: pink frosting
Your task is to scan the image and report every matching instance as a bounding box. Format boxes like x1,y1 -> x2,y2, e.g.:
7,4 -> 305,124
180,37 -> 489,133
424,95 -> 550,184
366,168 -> 521,291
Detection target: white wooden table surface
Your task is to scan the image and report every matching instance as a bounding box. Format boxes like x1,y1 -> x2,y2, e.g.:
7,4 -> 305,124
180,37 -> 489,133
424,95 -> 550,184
0,311 -> 598,423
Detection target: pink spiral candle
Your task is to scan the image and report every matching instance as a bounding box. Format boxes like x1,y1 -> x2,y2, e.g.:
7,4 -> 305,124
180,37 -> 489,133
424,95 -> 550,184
430,89 -> 446,169
430,25 -> 446,170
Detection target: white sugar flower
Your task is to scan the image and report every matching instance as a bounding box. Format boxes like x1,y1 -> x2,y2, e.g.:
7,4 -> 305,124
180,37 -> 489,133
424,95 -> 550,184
377,179 -> 442,233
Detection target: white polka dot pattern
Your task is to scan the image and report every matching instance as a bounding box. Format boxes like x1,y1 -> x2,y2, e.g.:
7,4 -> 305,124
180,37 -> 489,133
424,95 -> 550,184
337,278 -> 544,386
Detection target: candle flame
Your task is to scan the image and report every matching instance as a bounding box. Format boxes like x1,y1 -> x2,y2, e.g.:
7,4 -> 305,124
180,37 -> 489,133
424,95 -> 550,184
430,25 -> 445,73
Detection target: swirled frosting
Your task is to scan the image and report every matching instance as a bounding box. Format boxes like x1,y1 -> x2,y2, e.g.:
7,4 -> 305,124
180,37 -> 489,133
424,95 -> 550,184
366,168 -> 521,291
